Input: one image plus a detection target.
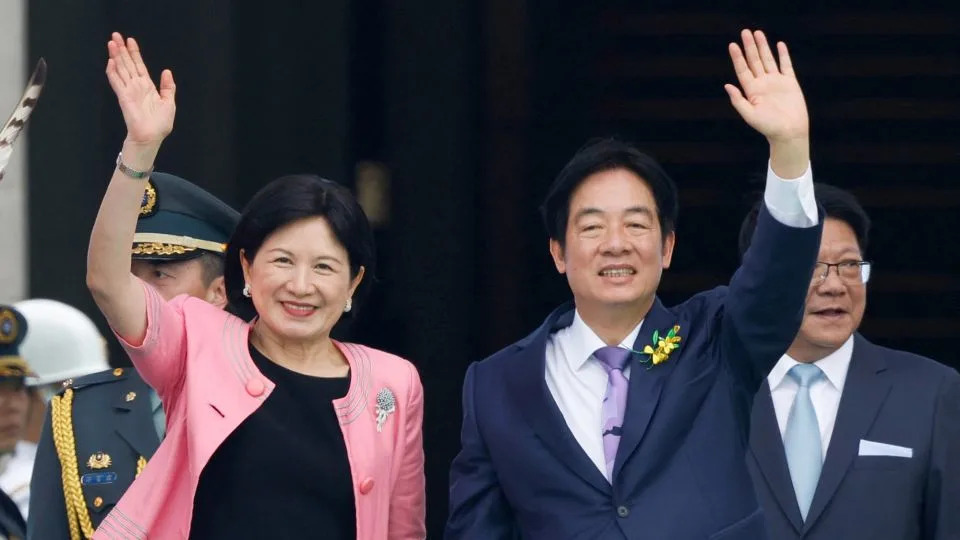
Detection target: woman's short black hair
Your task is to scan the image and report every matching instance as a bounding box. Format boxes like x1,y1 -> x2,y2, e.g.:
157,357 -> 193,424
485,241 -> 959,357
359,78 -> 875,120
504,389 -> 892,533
738,182 -> 871,258
224,174 -> 375,320
539,138 -> 679,246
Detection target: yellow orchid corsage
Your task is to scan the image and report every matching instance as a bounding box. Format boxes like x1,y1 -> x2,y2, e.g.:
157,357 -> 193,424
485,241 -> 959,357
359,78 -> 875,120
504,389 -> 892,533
639,325 -> 682,367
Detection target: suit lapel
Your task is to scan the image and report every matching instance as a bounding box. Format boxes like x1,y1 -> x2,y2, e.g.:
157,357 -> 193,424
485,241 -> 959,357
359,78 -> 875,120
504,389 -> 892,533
803,334 -> 890,530
749,382 -> 804,533
113,376 -> 161,460
613,298 -> 679,480
506,303 -> 611,494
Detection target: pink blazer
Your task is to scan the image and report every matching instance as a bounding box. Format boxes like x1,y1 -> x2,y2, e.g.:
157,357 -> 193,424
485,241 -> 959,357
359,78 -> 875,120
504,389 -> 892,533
94,282 -> 426,539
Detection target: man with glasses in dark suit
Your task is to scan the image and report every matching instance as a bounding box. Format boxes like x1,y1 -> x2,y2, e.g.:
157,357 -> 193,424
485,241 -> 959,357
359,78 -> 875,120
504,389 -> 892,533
740,183 -> 960,540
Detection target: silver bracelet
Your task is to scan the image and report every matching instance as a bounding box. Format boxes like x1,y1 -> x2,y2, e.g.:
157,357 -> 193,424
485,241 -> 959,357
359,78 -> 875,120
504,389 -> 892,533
116,152 -> 153,180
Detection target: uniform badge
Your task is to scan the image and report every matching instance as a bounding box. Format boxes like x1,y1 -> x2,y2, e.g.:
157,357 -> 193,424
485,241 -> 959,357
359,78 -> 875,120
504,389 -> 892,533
0,308 -> 17,344
139,180 -> 158,217
87,451 -> 112,470
125,391 -> 136,402
375,387 -> 396,433
81,472 -> 118,486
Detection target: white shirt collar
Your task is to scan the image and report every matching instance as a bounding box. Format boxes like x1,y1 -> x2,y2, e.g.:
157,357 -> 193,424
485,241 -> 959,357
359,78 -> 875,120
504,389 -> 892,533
767,335 -> 854,392
567,310 -> 644,372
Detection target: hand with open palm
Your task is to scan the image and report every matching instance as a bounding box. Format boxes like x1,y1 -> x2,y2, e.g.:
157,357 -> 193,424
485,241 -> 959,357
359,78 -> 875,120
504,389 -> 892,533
105,32 -> 176,146
725,29 -> 808,144
725,29 -> 809,178
88,32 -> 179,349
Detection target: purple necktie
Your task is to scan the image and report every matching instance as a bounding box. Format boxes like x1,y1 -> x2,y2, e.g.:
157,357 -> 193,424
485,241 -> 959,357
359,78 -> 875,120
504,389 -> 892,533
595,346 -> 632,479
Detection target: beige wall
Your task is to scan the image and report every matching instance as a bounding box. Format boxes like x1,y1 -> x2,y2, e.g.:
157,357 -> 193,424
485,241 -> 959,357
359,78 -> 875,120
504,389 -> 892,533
0,0 -> 28,302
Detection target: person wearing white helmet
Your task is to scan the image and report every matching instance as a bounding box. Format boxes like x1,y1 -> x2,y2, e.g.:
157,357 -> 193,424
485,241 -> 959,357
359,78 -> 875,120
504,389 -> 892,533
13,299 -> 110,452
16,299 -> 110,403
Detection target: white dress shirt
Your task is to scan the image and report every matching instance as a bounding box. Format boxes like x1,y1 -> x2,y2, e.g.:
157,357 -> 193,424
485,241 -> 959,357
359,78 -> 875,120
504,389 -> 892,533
763,161 -> 818,228
767,336 -> 854,460
544,164 -> 817,481
546,311 -> 643,481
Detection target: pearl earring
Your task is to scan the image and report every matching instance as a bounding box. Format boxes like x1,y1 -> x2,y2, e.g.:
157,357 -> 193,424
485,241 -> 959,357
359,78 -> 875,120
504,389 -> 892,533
242,284 -> 251,298
344,298 -> 352,313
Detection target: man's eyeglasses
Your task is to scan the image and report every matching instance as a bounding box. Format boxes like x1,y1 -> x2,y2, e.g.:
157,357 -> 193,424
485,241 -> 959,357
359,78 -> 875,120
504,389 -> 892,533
812,261 -> 871,285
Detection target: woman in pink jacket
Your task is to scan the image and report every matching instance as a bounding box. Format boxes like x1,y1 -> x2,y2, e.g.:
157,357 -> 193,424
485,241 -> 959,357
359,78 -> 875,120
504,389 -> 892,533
86,32 -> 426,539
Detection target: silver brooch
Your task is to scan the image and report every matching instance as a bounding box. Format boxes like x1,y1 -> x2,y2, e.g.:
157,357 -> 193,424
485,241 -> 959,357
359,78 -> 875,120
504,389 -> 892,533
375,387 -> 396,432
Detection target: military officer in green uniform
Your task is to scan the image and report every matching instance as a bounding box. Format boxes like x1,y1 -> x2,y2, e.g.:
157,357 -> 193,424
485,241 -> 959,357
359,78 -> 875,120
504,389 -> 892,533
27,173 -> 239,539
0,306 -> 31,540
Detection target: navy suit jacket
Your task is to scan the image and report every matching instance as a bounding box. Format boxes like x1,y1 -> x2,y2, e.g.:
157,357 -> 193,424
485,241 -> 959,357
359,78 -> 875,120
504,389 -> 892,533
748,334 -> 960,540
446,206 -> 822,540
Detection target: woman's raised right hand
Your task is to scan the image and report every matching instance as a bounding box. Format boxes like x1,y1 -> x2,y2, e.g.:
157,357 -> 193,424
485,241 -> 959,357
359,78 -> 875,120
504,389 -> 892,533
105,32 -> 176,145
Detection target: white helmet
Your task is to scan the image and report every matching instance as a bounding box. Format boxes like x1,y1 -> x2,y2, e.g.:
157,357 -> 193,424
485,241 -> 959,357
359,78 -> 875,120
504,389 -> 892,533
14,299 -> 110,388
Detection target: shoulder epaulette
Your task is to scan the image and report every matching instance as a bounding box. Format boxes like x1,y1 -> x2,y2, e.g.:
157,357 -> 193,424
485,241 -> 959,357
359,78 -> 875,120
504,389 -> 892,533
57,367 -> 130,394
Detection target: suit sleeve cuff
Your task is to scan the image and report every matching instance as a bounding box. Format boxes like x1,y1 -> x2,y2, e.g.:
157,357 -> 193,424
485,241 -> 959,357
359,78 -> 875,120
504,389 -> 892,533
763,161 -> 817,228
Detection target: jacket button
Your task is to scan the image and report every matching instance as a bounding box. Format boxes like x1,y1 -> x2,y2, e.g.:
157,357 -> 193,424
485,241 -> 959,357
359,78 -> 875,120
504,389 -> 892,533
245,378 -> 265,397
617,506 -> 629,518
93,497 -> 104,508
359,477 -> 375,494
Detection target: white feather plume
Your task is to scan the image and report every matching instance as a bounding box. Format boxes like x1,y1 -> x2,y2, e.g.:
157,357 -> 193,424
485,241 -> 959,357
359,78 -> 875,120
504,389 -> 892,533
0,58 -> 47,183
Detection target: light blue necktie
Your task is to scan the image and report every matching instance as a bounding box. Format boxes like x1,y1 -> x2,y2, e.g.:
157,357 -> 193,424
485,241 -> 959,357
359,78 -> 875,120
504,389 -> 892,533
784,363 -> 825,521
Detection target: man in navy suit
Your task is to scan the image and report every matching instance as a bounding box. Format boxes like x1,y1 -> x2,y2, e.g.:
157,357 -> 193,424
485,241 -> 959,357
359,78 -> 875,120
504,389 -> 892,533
741,184 -> 960,539
447,30 -> 822,540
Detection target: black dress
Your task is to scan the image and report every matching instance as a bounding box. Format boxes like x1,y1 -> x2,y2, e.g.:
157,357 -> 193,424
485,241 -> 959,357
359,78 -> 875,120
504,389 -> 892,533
189,345 -> 356,539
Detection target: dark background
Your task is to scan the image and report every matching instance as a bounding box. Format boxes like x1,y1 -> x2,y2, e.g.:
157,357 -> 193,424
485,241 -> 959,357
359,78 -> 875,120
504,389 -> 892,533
28,1 -> 960,536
